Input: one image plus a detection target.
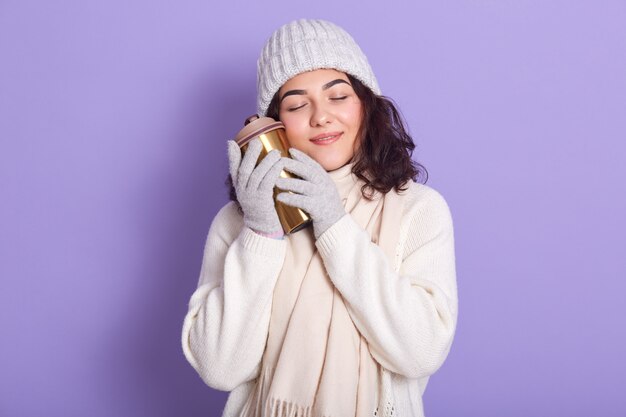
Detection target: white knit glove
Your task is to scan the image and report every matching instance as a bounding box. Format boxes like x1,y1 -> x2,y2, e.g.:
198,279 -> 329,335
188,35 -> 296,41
227,139 -> 285,238
276,148 -> 346,239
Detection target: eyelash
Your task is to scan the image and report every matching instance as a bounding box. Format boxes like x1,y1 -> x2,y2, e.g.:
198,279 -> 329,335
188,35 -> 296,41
287,96 -> 348,112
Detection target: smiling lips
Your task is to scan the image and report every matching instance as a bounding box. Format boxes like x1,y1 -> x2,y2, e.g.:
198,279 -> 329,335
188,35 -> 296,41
309,132 -> 342,145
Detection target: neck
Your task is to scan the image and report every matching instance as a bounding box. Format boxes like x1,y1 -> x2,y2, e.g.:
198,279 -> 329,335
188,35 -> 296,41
327,161 -> 354,180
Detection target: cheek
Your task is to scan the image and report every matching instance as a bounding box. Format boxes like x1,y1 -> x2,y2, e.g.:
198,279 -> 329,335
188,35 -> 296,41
281,115 -> 308,143
337,101 -> 363,130
349,103 -> 364,128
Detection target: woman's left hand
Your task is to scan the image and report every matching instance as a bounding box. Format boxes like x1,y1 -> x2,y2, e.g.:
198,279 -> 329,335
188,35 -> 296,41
276,148 -> 346,239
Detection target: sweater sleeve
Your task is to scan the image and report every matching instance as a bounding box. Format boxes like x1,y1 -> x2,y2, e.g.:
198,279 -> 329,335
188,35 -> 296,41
181,202 -> 287,391
315,186 -> 458,379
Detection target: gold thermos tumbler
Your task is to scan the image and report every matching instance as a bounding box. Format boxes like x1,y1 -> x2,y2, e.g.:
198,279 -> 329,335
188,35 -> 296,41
233,114 -> 312,234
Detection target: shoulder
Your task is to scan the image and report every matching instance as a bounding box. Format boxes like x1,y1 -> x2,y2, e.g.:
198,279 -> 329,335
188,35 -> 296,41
400,181 -> 454,222
212,200 -> 244,225
206,201 -> 245,247
396,182 -> 455,256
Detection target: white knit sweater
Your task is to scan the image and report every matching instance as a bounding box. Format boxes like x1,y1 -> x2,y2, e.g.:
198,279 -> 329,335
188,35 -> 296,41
181,180 -> 458,417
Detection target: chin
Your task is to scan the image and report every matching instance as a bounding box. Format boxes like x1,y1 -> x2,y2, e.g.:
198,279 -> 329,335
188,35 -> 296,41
304,148 -> 353,171
318,158 -> 349,172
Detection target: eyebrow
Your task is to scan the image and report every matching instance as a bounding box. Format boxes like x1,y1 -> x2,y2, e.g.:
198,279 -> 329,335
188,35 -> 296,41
279,79 -> 351,103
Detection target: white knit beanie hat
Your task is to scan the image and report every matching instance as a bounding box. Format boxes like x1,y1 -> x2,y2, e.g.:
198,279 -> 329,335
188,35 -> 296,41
256,19 -> 381,116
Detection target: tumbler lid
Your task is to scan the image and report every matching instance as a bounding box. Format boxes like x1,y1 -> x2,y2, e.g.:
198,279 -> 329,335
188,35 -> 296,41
234,114 -> 284,147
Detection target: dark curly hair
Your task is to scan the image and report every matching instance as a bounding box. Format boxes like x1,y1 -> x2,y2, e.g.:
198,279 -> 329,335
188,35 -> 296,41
227,73 -> 428,202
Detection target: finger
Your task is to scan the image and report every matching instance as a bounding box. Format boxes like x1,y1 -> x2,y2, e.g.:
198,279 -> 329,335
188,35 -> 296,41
276,192 -> 313,212
237,139 -> 263,189
275,177 -> 316,195
258,158 -> 286,192
281,157 -> 316,182
248,149 -> 281,191
227,140 -> 241,183
288,147 -> 318,166
287,148 -> 326,182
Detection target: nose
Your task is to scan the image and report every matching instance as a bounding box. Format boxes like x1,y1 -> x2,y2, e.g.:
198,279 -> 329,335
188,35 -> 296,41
310,103 -> 333,127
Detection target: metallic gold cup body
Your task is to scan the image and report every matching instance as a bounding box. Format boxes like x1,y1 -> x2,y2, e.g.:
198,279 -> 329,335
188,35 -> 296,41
236,116 -> 311,234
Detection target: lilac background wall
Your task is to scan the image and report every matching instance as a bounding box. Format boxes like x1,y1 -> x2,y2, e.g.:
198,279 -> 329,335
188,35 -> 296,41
1,1 -> 625,416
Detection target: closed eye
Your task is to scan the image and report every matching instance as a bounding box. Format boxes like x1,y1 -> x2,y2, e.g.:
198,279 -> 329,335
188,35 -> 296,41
287,103 -> 307,112
330,96 -> 348,101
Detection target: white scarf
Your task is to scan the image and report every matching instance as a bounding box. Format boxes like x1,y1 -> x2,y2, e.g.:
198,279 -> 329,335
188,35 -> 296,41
241,163 -> 404,417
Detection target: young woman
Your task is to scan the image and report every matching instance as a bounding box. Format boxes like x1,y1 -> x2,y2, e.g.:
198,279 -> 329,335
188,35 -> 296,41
182,19 -> 458,417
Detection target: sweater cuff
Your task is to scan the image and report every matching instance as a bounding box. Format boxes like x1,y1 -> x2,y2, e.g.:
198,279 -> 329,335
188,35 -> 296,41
315,214 -> 357,257
240,226 -> 286,258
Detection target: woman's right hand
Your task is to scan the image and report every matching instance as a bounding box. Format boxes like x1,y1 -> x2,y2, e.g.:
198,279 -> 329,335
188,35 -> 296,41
227,138 -> 284,238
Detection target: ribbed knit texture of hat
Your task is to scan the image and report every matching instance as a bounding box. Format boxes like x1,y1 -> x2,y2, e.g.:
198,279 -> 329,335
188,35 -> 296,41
256,19 -> 381,116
